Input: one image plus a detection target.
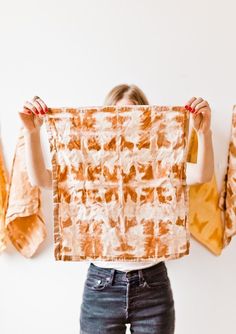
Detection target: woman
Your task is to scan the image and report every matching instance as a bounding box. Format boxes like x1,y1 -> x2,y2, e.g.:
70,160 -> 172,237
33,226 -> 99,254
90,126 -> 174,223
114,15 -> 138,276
18,84 -> 214,334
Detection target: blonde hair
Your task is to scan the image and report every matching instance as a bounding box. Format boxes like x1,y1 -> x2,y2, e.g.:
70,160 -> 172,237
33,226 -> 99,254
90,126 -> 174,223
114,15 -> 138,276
103,83 -> 149,106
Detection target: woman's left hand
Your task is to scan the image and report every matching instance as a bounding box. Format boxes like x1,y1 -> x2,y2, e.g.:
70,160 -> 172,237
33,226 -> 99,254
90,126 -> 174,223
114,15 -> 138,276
185,97 -> 211,134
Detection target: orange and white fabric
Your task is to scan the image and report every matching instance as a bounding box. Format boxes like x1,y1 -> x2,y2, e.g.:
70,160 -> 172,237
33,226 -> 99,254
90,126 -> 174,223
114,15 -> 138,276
0,137 -> 8,253
187,127 -> 224,255
44,105 -> 190,262
4,127 -> 47,257
219,105 -> 236,247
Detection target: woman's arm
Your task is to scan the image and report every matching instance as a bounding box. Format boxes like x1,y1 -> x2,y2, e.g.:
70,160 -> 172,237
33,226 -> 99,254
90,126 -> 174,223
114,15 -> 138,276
186,129 -> 214,185
185,97 -> 214,186
19,96 -> 52,189
24,129 -> 52,189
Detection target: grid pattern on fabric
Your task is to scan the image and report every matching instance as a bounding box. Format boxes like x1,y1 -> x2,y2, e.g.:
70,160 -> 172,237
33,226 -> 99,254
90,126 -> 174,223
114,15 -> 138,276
44,105 -> 190,261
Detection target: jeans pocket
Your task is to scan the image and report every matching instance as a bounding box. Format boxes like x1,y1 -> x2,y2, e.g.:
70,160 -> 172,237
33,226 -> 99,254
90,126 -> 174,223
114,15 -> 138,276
144,268 -> 170,288
85,272 -> 108,291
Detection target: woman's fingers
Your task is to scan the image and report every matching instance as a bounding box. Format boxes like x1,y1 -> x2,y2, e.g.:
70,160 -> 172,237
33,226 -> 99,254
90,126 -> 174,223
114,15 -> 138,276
185,97 -> 209,114
23,96 -> 48,116
186,97 -> 197,105
20,108 -> 32,115
190,97 -> 204,111
185,97 -> 197,112
194,100 -> 208,113
20,96 -> 48,124
33,100 -> 45,115
185,96 -> 196,108
23,101 -> 40,115
34,96 -> 48,114
18,97 -> 46,133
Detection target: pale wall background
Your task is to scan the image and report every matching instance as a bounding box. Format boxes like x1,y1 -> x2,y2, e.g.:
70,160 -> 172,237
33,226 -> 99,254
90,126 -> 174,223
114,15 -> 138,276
0,1 -> 235,333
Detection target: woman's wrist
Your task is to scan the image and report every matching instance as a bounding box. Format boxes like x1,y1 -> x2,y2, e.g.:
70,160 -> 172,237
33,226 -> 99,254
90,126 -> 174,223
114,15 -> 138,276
197,128 -> 212,137
23,127 -> 41,137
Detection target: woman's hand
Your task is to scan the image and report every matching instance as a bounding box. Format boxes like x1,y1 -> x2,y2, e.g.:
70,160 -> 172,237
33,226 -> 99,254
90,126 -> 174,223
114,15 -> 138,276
18,96 -> 48,133
185,97 -> 211,134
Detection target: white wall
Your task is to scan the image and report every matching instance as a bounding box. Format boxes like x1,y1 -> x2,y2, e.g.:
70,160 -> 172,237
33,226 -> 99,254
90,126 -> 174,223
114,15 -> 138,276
0,1 -> 235,333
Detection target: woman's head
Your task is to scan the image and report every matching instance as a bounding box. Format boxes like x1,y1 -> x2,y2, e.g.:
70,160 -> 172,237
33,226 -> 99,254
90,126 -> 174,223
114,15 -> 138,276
103,84 -> 149,106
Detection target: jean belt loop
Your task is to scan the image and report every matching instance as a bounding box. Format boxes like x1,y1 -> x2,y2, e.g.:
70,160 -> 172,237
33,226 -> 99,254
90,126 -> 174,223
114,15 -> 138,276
138,269 -> 145,285
107,268 -> 115,286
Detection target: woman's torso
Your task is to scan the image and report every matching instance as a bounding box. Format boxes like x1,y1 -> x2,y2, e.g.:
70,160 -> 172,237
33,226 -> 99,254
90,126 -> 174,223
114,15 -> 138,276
91,260 -> 164,272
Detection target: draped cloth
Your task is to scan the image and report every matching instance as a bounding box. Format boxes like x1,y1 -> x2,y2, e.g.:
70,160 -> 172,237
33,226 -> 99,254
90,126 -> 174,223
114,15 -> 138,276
44,106 -> 190,262
0,137 -> 8,253
187,127 -> 224,255
4,127 -> 47,257
219,105 -> 236,247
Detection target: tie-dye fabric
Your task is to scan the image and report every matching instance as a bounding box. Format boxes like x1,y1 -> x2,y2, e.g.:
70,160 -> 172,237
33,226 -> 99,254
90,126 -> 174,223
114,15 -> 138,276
0,138 -> 8,253
44,105 -> 190,262
5,127 -> 47,257
219,105 -> 236,247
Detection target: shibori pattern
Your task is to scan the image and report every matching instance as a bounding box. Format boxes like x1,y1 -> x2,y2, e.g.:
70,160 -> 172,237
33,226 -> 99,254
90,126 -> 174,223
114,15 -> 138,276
44,105 -> 190,262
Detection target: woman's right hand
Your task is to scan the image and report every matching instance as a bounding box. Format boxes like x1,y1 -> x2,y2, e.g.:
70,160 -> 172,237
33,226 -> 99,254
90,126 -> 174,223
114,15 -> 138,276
18,96 -> 48,133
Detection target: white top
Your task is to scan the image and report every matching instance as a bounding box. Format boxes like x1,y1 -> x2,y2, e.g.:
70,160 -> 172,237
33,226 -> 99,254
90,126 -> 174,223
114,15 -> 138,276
91,260 -> 163,272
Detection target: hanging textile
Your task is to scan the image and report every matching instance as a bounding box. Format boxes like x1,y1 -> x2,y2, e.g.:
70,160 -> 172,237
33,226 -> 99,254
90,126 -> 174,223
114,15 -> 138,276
187,127 -> 224,255
4,127 -> 47,257
44,105 -> 190,262
0,136 -> 8,253
219,105 -> 236,247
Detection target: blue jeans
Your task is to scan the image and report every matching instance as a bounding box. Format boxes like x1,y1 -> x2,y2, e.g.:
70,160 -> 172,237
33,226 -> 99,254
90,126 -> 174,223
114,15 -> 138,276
79,261 -> 175,333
